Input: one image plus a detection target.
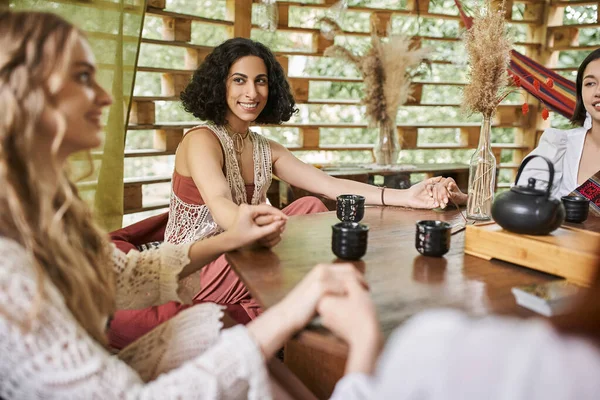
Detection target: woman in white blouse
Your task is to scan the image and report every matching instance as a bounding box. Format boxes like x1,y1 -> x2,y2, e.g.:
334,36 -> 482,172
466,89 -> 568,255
321,271 -> 600,400
0,11 -> 367,399
519,48 -> 600,198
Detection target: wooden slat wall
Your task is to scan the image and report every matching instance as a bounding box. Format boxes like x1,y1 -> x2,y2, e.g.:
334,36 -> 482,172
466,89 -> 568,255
123,0 -> 597,222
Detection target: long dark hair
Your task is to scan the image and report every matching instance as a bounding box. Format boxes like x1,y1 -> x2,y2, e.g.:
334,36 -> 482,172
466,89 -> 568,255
570,48 -> 600,126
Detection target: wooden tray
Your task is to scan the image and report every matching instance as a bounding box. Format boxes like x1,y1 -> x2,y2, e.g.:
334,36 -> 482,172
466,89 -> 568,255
464,223 -> 600,286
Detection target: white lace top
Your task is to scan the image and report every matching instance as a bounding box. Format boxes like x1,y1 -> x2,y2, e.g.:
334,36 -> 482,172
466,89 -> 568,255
0,237 -> 271,399
165,123 -> 272,245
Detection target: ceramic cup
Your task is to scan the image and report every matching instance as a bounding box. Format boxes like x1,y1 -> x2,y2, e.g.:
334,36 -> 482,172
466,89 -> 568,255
415,220 -> 451,257
332,222 -> 369,260
561,195 -> 590,223
336,194 -> 365,222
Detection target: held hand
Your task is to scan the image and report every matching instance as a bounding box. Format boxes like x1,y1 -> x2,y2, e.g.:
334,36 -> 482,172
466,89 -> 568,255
227,204 -> 287,248
428,178 -> 468,209
277,263 -> 369,332
317,278 -> 380,348
254,213 -> 287,248
408,177 -> 468,209
405,176 -> 446,209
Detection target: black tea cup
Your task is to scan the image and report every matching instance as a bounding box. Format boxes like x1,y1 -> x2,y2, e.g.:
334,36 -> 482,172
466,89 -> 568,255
336,194 -> 365,222
415,220 -> 451,257
561,195 -> 589,223
332,222 -> 369,260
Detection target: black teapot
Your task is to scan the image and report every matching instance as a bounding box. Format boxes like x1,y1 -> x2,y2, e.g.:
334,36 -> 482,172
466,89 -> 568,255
491,155 -> 565,235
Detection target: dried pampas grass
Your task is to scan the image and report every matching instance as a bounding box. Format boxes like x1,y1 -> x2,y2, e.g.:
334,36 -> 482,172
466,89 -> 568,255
462,1 -> 512,118
322,17 -> 429,126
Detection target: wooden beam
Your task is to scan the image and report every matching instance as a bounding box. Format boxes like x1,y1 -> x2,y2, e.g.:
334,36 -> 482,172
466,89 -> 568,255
406,0 -> 429,12
406,83 -> 423,105
288,77 -> 309,103
162,17 -> 192,42
301,127 -> 320,148
226,0 -> 252,38
161,73 -> 191,97
548,26 -> 579,49
398,127 -> 417,149
370,11 -> 392,37
147,0 -> 166,9
184,48 -> 211,69
277,3 -> 289,28
123,183 -> 143,212
312,33 -> 333,54
459,126 -> 480,147
277,56 -> 289,75
154,129 -> 183,152
130,101 -> 155,125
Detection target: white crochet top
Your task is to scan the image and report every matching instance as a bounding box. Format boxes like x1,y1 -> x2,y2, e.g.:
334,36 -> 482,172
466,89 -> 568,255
0,237 -> 271,399
165,123 -> 272,245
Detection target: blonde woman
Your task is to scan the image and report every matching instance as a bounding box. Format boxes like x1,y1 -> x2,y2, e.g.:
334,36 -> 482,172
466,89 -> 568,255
0,11 -> 366,399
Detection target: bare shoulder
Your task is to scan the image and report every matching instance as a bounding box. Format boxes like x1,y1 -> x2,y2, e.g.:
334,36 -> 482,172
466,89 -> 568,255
268,138 -> 291,160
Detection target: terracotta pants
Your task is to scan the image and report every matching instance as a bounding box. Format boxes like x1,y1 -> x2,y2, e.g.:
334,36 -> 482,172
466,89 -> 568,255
108,196 -> 328,349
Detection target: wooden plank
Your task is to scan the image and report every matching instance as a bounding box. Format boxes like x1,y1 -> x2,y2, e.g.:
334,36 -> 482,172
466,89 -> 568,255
398,127 -> 417,149
465,223 -> 600,287
124,202 -> 169,215
459,126 -> 481,147
301,127 -> 320,148
123,183 -> 143,212
146,7 -> 233,26
154,129 -> 183,152
407,83 -> 423,105
184,48 -> 211,69
226,0 -> 252,38
277,3 -> 289,28
162,17 -> 192,42
548,26 -> 580,49
406,0 -> 430,12
312,33 -> 334,54
129,101 -> 155,125
370,11 -> 392,37
161,73 -> 191,97
147,0 -> 165,9
288,77 -> 310,103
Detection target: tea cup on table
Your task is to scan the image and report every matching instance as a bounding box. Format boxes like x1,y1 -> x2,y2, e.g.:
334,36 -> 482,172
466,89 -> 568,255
415,220 -> 451,257
331,222 -> 369,260
336,194 -> 365,222
561,196 -> 589,223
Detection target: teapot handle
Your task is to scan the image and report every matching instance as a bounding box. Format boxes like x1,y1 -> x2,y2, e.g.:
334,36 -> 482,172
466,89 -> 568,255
514,155 -> 555,198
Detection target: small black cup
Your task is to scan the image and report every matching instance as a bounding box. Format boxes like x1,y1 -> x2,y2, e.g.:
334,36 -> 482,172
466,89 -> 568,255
336,194 -> 365,222
561,195 -> 589,223
415,220 -> 451,257
332,222 -> 369,260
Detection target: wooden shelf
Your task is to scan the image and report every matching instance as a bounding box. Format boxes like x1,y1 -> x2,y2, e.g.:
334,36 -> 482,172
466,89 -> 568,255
146,6 -> 233,26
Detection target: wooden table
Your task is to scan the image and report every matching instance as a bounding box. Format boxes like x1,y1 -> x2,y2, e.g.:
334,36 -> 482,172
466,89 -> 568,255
226,207 -> 565,398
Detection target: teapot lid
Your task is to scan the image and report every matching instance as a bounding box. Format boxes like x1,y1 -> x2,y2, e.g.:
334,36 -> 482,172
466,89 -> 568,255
510,177 -> 546,196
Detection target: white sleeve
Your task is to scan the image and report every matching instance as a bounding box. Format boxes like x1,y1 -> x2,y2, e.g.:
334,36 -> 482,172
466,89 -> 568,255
518,128 -> 568,198
0,239 -> 271,400
111,242 -> 195,310
368,309 -> 600,400
329,373 -> 374,400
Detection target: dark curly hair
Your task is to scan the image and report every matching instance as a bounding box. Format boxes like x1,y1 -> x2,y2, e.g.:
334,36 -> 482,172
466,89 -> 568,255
571,47 -> 600,127
181,37 -> 298,125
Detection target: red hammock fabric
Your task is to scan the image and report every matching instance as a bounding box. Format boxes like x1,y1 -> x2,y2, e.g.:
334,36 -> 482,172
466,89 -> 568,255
453,0 -> 577,119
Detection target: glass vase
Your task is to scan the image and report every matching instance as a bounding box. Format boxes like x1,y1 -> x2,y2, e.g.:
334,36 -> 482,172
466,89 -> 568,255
466,115 -> 497,220
374,118 -> 400,165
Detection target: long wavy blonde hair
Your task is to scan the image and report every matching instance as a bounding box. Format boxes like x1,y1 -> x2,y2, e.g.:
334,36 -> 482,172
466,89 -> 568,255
0,11 -> 115,346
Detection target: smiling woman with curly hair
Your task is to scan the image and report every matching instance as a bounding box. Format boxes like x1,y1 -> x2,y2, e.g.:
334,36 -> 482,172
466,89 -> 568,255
181,37 -> 297,125
110,38 -> 465,344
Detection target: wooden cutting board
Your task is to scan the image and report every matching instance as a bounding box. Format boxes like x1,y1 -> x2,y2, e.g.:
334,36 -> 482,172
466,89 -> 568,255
464,223 -> 600,287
